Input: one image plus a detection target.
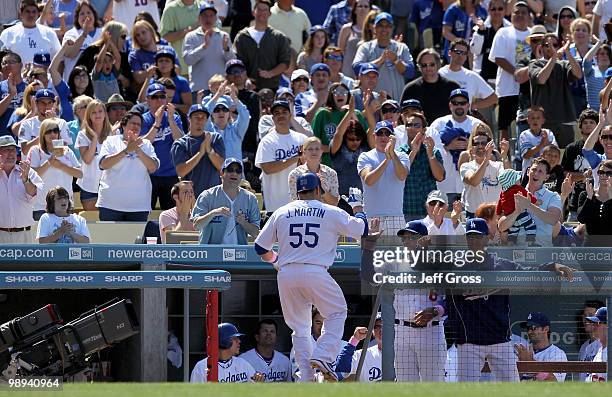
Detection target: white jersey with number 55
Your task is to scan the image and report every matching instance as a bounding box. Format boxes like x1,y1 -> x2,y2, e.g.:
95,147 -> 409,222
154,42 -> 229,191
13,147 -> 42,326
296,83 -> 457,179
255,200 -> 366,268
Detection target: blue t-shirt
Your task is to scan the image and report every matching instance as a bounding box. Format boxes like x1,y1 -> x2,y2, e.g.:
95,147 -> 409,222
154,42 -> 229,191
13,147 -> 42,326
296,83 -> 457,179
128,45 -> 177,73
140,111 -> 184,177
51,0 -> 78,28
411,0 -> 444,32
170,133 -> 226,197
442,4 -> 487,61
148,75 -> 191,104
0,80 -> 26,136
55,80 -> 74,122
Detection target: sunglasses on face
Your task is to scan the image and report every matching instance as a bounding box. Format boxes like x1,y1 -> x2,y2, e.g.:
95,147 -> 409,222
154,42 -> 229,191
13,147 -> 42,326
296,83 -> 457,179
333,88 -> 349,96
405,122 -> 422,128
584,0 -> 597,5
419,62 -> 436,68
109,105 -> 127,112
294,77 -> 309,83
544,42 -> 560,48
225,166 -> 243,174
326,54 -> 344,61
427,200 -> 444,206
600,134 -> 612,140
346,136 -> 362,142
375,130 -> 393,137
489,6 -> 504,11
451,100 -> 468,106
151,94 -> 167,100
597,169 -> 612,176
227,68 -> 246,75
473,140 -> 489,147
45,127 -> 60,134
214,107 -> 229,113
452,48 -> 468,56
381,106 -> 398,114
558,14 -> 574,20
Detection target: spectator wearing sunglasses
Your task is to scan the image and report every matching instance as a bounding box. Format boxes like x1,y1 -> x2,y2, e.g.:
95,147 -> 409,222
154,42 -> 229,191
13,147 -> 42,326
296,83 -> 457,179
528,33 -> 583,148
554,6 -> 577,43
578,159 -> 612,246
353,12 -> 415,101
357,120 -> 410,235
140,83 -> 185,210
582,117 -> 612,188
258,87 -> 313,140
323,46 -> 355,89
191,157 -> 260,244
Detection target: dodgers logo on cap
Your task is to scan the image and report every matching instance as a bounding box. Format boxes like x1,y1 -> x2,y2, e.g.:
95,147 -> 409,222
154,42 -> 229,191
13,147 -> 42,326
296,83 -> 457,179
296,173 -> 321,193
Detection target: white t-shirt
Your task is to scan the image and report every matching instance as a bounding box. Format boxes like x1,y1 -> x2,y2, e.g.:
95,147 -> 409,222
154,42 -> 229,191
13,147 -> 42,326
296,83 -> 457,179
519,129 -> 558,174
19,117 -> 73,149
0,23 -> 61,64
460,159 -> 503,213
75,130 -> 103,193
350,345 -> 382,382
255,129 -> 306,211
255,199 -> 366,268
438,66 -> 495,102
586,345 -> 608,382
357,148 -> 410,216
239,349 -> 292,382
427,115 -> 479,195
594,0 -> 612,40
36,213 -> 90,243
191,356 -> 256,383
422,215 -> 466,235
27,146 -> 80,211
221,192 -> 238,244
96,135 -> 159,212
62,28 -> 103,81
532,344 -> 568,382
112,0 -> 160,32
247,27 -> 266,45
488,26 -> 531,98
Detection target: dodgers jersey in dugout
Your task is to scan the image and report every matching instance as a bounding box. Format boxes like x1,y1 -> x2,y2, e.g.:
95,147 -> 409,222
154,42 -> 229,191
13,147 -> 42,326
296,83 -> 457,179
239,348 -> 292,382
190,356 -> 256,383
255,199 -> 366,268
351,345 -> 382,382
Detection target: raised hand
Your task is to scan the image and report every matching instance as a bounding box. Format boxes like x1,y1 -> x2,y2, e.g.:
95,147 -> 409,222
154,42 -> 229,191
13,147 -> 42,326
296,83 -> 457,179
352,326 -> 368,341
410,132 -> 424,151
500,138 -> 509,157
561,174 -> 574,197
585,178 -> 594,199
20,160 -> 31,182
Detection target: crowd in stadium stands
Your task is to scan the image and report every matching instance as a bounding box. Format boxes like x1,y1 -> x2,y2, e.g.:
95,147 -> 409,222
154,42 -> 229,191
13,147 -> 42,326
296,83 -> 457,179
0,0 -> 610,383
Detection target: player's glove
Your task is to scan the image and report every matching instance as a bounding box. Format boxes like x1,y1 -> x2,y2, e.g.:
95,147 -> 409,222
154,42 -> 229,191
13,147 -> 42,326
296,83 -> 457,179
341,187 -> 363,210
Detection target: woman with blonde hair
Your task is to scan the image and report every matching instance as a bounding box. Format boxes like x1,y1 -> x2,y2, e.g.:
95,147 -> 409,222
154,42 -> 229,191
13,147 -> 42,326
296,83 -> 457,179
568,18 -> 594,115
76,100 -> 114,211
8,80 -> 44,137
361,10 -> 380,44
27,119 -> 82,220
129,20 -> 177,86
288,137 -> 340,206
67,95 -> 94,160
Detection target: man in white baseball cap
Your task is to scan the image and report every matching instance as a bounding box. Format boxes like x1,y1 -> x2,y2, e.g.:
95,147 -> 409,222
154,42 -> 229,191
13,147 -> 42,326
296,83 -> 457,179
421,189 -> 464,235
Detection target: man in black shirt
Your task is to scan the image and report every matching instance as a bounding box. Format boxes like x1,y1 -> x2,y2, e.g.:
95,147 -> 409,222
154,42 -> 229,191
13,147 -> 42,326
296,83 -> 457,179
400,49 -> 460,124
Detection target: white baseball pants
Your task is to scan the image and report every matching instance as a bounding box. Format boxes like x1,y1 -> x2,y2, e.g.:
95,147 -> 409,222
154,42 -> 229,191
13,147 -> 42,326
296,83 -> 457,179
277,264 -> 347,382
394,323 -> 446,381
457,342 -> 519,382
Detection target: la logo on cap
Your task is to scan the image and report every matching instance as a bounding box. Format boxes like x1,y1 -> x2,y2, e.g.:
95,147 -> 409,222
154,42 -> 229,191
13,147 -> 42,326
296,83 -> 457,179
527,313 -> 532,320
469,220 -> 476,229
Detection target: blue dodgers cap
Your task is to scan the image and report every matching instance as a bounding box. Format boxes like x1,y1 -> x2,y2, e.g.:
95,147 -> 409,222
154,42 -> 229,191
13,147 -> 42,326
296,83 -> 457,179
270,99 -> 291,112
449,88 -> 469,100
146,83 -> 166,96
605,67 -> 612,79
586,307 -> 608,323
222,157 -> 243,171
397,220 -> 429,236
275,87 -> 295,99
187,104 -> 210,117
296,172 -> 321,193
465,218 -> 489,235
521,312 -> 551,328
309,25 -> 327,36
374,120 -> 394,134
358,62 -> 379,75
401,99 -> 422,111
374,12 -> 393,26
155,48 -> 176,62
225,59 -> 245,73
199,1 -> 217,13
33,52 -> 51,67
35,88 -> 55,101
310,63 -> 330,75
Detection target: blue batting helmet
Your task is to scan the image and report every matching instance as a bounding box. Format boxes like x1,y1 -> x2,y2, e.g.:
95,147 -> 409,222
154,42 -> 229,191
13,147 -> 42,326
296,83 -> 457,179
218,322 -> 244,349
296,172 -> 321,193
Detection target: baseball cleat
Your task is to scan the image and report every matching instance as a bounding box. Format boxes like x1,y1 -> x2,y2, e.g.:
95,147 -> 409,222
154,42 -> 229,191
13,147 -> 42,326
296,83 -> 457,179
310,358 -> 338,382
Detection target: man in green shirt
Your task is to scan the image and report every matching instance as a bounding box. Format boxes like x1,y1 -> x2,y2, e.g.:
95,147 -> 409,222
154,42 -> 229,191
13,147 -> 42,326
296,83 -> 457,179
160,0 -> 204,75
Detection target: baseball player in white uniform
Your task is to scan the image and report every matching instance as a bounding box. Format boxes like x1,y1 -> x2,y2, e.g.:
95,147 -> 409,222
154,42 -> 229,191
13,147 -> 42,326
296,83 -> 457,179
393,220 -> 447,381
239,319 -> 292,382
335,313 -> 383,382
515,312 -> 567,382
255,173 -> 370,382
191,323 -> 264,383
585,307 -> 608,382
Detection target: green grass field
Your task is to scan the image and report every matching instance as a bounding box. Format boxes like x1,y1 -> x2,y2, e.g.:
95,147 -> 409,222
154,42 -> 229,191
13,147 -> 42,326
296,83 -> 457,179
1,382 -> 611,397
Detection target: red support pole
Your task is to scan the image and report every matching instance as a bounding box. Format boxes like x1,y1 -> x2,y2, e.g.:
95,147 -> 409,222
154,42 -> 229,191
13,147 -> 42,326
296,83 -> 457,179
206,290 -> 219,382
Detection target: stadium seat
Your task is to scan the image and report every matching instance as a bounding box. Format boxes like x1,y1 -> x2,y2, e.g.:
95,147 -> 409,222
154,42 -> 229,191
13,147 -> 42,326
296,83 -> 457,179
79,210 -> 99,221
148,210 -> 163,222
165,231 -> 199,244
